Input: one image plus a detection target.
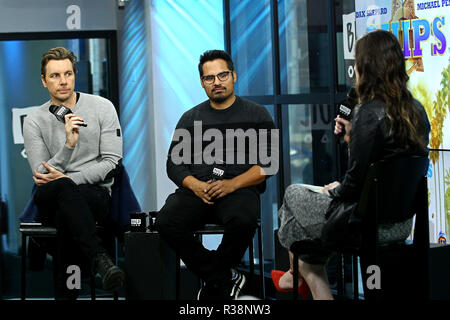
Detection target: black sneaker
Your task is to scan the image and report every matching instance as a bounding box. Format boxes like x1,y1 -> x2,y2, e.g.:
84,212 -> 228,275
197,282 -> 220,300
197,269 -> 246,300
93,253 -> 125,292
225,269 -> 246,300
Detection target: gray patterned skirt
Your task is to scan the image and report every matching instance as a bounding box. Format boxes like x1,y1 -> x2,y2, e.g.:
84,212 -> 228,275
277,185 -> 413,265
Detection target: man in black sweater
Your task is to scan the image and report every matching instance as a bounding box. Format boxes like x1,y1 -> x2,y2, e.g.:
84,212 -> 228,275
155,50 -> 277,300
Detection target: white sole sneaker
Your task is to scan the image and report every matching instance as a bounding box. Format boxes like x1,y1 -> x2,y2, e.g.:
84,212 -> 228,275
230,271 -> 246,299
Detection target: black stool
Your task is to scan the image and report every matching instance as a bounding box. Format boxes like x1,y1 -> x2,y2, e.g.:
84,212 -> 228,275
175,220 -> 264,299
20,222 -> 118,300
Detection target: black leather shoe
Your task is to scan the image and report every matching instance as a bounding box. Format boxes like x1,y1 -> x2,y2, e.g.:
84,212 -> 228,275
94,253 -> 125,292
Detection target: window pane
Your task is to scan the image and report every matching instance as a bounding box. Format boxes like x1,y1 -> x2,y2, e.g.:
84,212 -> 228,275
259,105 -> 279,265
239,103 -> 279,268
278,0 -> 330,94
287,104 -> 335,186
230,0 -> 273,95
335,0 -> 356,92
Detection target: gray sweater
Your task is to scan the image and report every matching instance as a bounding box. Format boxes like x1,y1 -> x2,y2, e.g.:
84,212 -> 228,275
23,92 -> 123,193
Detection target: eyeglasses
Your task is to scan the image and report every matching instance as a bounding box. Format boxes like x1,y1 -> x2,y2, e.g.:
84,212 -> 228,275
201,71 -> 232,84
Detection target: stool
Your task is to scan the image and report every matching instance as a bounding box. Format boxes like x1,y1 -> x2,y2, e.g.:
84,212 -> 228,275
20,222 -> 118,300
175,220 -> 264,299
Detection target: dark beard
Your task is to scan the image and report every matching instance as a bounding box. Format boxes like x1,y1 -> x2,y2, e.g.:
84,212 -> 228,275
210,95 -> 229,103
209,87 -> 232,103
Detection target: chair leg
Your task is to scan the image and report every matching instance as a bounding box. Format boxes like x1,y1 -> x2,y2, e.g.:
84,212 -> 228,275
292,251 -> 298,300
113,237 -> 119,301
336,253 -> 344,298
90,272 -> 96,300
257,225 -> 265,299
249,238 -> 255,293
21,234 -> 27,300
353,255 -> 359,300
248,238 -> 255,292
175,253 -> 180,300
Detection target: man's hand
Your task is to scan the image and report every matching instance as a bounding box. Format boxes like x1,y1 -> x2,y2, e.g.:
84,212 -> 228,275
64,113 -> 85,148
205,179 -> 238,200
33,162 -> 69,186
183,176 -> 215,205
322,181 -> 340,196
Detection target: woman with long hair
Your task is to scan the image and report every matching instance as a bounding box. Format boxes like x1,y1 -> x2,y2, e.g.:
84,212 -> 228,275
271,29 -> 430,300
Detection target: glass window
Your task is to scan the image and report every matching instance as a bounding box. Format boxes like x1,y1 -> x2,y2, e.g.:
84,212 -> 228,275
230,0 -> 273,95
335,0 -> 356,92
240,103 -> 279,269
259,105 -> 279,263
278,0 -> 330,94
287,104 -> 335,186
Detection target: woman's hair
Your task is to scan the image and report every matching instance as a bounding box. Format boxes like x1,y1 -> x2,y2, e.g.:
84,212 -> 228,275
355,30 -> 426,150
41,47 -> 77,77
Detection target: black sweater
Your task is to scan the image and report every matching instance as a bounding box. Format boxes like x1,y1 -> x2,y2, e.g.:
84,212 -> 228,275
166,96 -> 277,193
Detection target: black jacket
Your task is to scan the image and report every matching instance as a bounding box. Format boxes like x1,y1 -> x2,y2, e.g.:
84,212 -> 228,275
329,98 -> 430,203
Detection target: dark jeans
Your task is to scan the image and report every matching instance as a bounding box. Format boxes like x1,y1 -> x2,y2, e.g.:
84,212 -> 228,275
34,178 -> 111,295
155,187 -> 260,285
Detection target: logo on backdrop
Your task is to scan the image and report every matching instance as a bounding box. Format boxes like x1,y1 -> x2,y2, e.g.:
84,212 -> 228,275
342,12 -> 356,80
11,106 -> 39,159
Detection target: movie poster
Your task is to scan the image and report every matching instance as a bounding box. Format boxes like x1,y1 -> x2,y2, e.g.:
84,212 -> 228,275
354,0 -> 450,243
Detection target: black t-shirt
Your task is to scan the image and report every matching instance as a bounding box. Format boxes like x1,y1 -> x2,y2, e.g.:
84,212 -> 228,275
166,96 -> 277,193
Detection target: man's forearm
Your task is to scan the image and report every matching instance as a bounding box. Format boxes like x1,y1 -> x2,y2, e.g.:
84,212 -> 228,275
182,175 -> 199,190
230,165 -> 266,190
23,118 -> 74,174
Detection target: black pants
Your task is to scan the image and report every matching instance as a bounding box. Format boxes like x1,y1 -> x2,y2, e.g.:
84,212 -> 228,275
34,178 -> 111,294
155,187 -> 260,285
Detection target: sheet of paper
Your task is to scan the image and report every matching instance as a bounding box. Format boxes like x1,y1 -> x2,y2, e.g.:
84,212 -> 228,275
300,184 -> 324,194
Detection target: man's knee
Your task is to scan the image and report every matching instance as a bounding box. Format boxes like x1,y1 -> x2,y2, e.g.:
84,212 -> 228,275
154,206 -> 181,236
43,177 -> 75,190
35,177 -> 76,202
154,210 -> 169,234
226,214 -> 258,234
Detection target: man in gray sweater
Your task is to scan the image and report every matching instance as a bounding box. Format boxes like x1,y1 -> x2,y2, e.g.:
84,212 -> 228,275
23,47 -> 125,299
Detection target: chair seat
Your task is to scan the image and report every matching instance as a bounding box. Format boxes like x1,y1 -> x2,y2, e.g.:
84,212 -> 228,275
194,219 -> 261,235
19,223 -> 57,236
19,222 -> 106,236
194,224 -> 225,234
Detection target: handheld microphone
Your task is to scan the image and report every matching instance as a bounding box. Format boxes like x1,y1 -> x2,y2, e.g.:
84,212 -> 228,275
49,104 -> 87,127
211,166 -> 225,182
337,87 -> 357,135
